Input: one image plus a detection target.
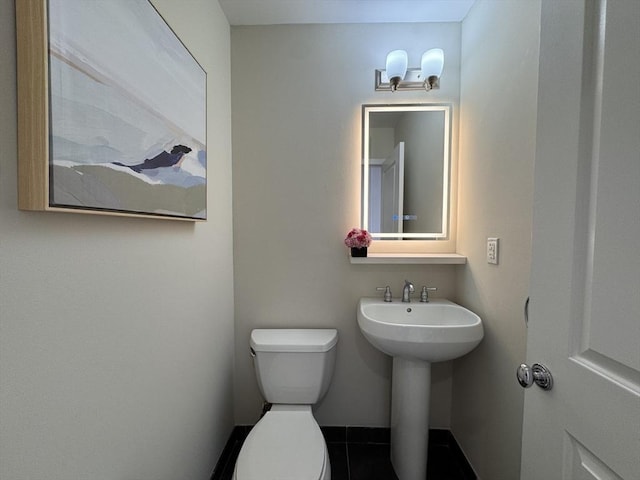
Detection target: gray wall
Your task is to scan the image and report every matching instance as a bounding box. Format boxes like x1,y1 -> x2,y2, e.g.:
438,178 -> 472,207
0,1 -> 235,478
453,1 -> 541,478
231,23 -> 462,427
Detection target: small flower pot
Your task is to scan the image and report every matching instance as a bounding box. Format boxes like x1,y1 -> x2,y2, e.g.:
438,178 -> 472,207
351,247 -> 368,257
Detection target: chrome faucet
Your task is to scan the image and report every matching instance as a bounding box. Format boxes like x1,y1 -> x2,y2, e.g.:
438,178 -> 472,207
402,280 -> 415,303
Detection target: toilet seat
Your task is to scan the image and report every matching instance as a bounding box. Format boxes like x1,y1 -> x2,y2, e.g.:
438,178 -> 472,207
234,405 -> 329,480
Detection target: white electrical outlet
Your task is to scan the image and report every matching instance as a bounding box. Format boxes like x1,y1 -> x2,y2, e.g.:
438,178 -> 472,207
487,237 -> 499,265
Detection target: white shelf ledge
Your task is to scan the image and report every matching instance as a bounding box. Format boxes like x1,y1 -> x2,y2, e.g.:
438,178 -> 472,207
349,253 -> 467,264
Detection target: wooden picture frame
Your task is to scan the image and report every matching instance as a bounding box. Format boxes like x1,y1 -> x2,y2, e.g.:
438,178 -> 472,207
16,0 -> 207,221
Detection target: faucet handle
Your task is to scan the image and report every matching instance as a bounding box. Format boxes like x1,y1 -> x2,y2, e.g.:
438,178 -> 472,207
420,286 -> 437,302
376,286 -> 392,302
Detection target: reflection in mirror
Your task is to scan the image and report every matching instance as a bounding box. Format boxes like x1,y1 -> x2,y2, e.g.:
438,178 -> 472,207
362,104 -> 451,240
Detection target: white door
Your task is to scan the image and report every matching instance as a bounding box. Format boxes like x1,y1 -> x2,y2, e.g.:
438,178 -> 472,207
521,1 -> 640,479
381,142 -> 405,235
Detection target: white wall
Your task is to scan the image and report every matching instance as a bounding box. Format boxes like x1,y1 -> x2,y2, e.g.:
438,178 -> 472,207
453,1 -> 541,478
0,1 -> 234,478
231,23 -> 461,427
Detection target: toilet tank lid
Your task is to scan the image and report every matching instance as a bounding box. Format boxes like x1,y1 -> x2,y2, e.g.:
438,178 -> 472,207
250,329 -> 338,353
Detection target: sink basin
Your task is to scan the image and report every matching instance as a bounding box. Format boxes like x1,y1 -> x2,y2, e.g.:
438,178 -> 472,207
357,298 -> 483,362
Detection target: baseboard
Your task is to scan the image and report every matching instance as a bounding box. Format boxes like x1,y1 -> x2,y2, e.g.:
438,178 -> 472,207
210,426 -> 251,480
434,429 -> 477,480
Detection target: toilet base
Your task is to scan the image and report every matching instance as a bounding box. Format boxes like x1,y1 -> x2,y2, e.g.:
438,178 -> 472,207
233,405 -> 330,480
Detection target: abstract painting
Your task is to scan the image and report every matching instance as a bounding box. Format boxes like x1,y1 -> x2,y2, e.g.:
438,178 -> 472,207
46,0 -> 207,219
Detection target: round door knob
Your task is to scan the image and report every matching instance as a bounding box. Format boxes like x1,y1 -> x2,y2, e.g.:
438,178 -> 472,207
517,363 -> 553,390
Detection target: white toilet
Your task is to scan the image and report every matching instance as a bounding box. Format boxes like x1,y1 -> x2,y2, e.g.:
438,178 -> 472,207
234,328 -> 338,480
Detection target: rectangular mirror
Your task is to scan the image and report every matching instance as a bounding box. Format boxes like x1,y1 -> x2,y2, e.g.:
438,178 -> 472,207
362,104 -> 451,239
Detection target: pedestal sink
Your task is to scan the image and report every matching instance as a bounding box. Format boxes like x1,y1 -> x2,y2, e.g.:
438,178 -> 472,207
357,298 -> 483,480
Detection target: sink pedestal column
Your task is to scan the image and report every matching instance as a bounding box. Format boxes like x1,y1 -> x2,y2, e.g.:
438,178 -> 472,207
390,357 -> 431,480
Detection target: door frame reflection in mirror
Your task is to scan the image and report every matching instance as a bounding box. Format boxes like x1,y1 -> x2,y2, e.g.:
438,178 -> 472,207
362,104 -> 451,240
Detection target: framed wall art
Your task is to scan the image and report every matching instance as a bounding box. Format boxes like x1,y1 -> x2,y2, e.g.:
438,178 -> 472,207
16,0 -> 207,220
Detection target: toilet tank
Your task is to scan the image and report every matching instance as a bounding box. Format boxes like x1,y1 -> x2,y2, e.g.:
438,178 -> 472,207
250,329 -> 338,405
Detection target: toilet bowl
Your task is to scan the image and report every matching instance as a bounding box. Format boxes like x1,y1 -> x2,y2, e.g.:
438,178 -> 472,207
233,329 -> 338,480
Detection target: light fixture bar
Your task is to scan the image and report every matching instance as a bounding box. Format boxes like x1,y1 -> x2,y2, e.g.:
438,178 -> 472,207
375,68 -> 440,91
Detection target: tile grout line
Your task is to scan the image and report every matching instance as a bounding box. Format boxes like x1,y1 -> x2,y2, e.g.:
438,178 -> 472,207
345,442 -> 351,480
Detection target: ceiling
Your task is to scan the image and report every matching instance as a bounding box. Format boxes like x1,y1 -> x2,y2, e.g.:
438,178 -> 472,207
218,0 -> 476,25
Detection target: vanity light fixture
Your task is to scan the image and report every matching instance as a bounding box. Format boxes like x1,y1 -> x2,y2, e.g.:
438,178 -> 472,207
375,48 -> 445,92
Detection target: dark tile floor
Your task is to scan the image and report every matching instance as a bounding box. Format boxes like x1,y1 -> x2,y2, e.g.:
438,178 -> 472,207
324,427 -> 474,480
213,426 -> 475,480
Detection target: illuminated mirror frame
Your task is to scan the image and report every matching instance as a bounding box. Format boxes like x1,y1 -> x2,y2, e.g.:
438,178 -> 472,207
362,104 -> 451,240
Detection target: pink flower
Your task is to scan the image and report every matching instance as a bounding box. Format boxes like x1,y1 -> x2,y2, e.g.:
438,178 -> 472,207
344,228 -> 372,248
